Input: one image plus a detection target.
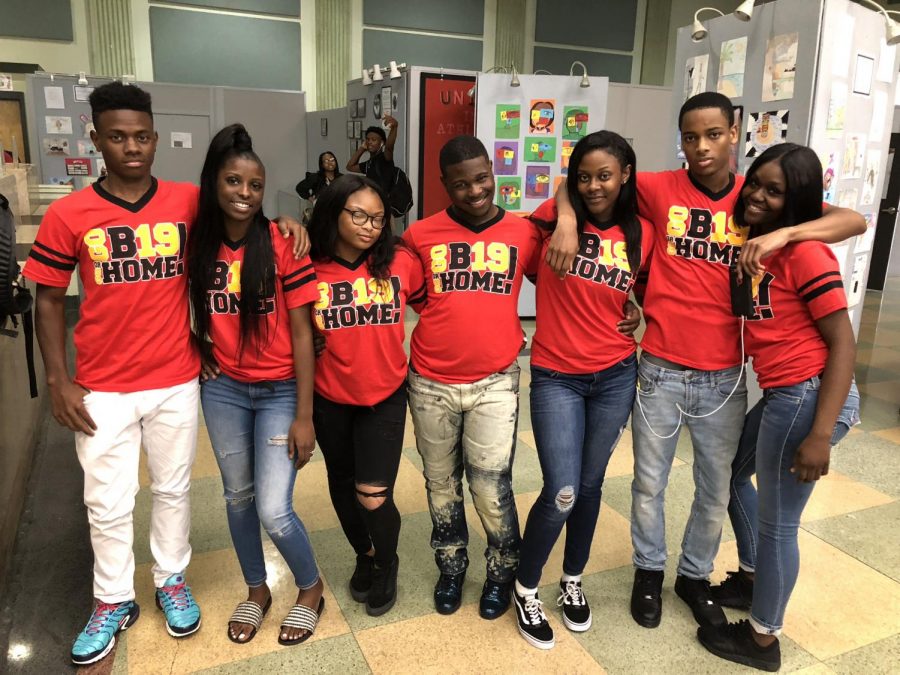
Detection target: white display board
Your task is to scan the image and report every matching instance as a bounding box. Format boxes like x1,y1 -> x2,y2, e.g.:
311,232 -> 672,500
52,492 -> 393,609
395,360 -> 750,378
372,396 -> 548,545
474,73 -> 609,217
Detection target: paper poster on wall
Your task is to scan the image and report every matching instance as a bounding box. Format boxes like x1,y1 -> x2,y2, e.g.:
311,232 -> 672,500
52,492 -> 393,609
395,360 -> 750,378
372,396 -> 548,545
717,37 -> 747,98
855,214 -> 876,253
825,83 -> 847,138
729,105 -> 743,172
837,188 -> 859,209
561,140 -> 575,174
0,74 -> 12,91
877,38 -> 895,82
356,99 -> 366,119
524,136 -> 556,162
346,121 -> 355,139
853,54 -> 875,95
493,142 -> 518,175
528,100 -> 555,135
76,140 -> 97,156
44,86 -> 65,110
870,90 -> 888,141
840,134 -> 865,178
831,14 -> 855,76
553,176 -> 565,195
525,166 -> 551,199
745,111 -> 788,157
348,99 -> 357,119
684,54 -> 709,101
45,115 -> 73,135
830,242 -> 850,277
848,254 -> 867,306
42,137 -> 70,155
821,151 -> 840,204
861,150 -> 881,206
79,113 -> 93,138
561,106 -> 588,140
496,177 -> 522,210
762,33 -> 798,102
73,85 -> 93,102
64,158 -> 91,176
170,132 -> 192,149
380,86 -> 393,118
48,176 -> 74,186
495,104 -> 521,139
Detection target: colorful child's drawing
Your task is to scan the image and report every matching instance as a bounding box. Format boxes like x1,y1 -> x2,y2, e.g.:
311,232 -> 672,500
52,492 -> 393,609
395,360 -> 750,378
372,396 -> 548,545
494,142 -> 518,176
525,166 -> 551,199
561,141 -> 575,175
553,175 -> 566,196
496,104 -> 521,139
529,100 -> 555,134
562,106 -> 589,140
524,136 -> 556,163
496,177 -> 522,210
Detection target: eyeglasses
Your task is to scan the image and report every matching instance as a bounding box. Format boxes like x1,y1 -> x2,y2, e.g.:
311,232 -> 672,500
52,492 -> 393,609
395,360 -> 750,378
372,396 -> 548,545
343,208 -> 386,230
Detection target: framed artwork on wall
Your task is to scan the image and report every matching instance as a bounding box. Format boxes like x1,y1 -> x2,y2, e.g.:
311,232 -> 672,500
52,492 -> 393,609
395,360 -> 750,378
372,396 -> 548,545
0,91 -> 30,163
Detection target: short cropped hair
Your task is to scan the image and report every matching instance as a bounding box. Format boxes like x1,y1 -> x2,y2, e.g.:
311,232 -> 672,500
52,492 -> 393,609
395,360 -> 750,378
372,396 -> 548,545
678,91 -> 734,130
89,81 -> 153,129
439,135 -> 489,174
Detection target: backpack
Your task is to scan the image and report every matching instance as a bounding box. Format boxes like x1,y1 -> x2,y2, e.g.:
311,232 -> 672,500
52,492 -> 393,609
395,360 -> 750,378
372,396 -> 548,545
0,192 -> 37,397
387,166 -> 413,218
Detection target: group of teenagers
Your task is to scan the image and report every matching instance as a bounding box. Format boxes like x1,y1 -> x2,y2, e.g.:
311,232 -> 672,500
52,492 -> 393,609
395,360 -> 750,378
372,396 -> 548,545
24,82 -> 864,672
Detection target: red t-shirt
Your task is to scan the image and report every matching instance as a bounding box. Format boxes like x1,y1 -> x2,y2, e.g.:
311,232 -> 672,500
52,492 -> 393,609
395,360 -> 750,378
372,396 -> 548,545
528,198 -> 655,373
312,245 -> 426,405
23,178 -> 200,392
637,170 -> 748,370
402,207 -> 541,384
206,221 -> 318,382
744,241 -> 847,389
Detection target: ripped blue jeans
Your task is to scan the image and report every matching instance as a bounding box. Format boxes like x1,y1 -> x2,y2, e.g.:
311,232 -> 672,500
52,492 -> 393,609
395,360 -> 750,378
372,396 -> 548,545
407,363 -> 521,582
517,355 -> 638,588
201,373 -> 319,589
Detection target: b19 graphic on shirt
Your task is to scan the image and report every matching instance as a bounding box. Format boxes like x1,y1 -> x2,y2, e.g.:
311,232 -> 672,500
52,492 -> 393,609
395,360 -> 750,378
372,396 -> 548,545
665,206 -> 747,267
749,271 -> 775,320
314,275 -> 402,329
206,259 -> 276,315
83,221 -> 187,285
569,232 -> 634,293
428,241 -> 518,295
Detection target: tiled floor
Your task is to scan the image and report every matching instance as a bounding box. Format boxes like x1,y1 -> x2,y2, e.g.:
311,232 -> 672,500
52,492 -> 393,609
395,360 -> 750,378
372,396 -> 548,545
3,281 -> 899,674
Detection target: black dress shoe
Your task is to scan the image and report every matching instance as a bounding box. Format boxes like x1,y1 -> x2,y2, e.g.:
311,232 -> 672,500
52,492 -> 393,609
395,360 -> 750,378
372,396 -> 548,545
434,572 -> 465,615
366,555 -> 399,617
479,579 -> 512,620
675,574 -> 727,628
631,568 -> 664,628
697,620 -> 781,672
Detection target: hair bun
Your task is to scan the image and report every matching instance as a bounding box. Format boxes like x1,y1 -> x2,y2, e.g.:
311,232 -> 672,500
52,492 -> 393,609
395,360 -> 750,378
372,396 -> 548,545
231,124 -> 253,152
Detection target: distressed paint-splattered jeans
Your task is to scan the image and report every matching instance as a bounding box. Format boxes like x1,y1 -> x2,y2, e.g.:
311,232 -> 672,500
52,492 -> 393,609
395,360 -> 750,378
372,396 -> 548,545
407,363 -> 522,582
201,373 -> 320,589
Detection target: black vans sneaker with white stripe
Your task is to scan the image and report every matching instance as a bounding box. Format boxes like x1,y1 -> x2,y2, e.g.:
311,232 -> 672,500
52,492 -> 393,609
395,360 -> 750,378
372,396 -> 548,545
557,579 -> 591,631
513,588 -> 555,649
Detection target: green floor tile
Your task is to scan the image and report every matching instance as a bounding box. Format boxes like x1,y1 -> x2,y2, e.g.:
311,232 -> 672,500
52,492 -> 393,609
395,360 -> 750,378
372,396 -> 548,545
857,395 -> 900,432
825,633 -> 900,675
803,501 -> 900,582
197,633 -> 371,674
830,432 -> 900,499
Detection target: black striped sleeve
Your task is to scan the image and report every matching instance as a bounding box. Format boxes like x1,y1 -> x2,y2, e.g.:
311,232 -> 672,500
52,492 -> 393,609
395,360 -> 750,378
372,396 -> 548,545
797,270 -> 842,294
28,248 -> 76,271
283,263 -> 314,284
32,240 -> 78,263
803,280 -> 844,303
407,282 -> 427,305
283,271 -> 316,292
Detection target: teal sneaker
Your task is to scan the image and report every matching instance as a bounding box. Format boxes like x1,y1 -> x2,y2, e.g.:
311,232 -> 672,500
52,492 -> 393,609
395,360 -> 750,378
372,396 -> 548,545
155,574 -> 201,637
71,600 -> 140,665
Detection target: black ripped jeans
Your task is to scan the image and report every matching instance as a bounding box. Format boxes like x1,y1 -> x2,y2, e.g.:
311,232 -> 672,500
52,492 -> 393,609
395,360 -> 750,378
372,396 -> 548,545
313,385 -> 406,567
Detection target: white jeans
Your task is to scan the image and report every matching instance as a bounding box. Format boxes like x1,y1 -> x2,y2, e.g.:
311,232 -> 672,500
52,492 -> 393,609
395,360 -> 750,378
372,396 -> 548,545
75,379 -> 199,603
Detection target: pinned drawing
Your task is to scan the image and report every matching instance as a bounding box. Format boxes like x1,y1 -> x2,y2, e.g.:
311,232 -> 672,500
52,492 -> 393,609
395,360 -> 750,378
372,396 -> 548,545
561,141 -> 575,175
717,37 -> 747,98
684,54 -> 709,101
762,33 -> 798,102
561,106 -> 589,140
825,83 -> 847,138
841,134 -> 865,179
524,136 -> 556,162
529,100 -> 555,134
496,177 -> 522,210
525,166 -> 551,199
745,110 -> 789,157
493,141 -> 518,176
496,104 -> 521,139
860,150 -> 881,206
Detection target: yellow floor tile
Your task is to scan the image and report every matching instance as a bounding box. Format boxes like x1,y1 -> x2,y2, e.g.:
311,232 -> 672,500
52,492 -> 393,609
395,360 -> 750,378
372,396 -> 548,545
464,491 -> 632,585
861,381 -> 900,404
402,411 -> 417,450
355,603 -> 606,674
784,531 -> 900,660
801,470 -> 895,523
789,664 -> 837,675
127,544 -> 350,674
518,429 -> 536,449
138,428 -> 220,488
293,461 -> 340,532
872,427 -> 900,444
392,453 -> 429,516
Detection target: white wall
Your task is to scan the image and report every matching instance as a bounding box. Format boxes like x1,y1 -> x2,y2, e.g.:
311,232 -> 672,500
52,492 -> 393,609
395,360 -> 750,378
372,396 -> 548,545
0,0 -> 91,78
